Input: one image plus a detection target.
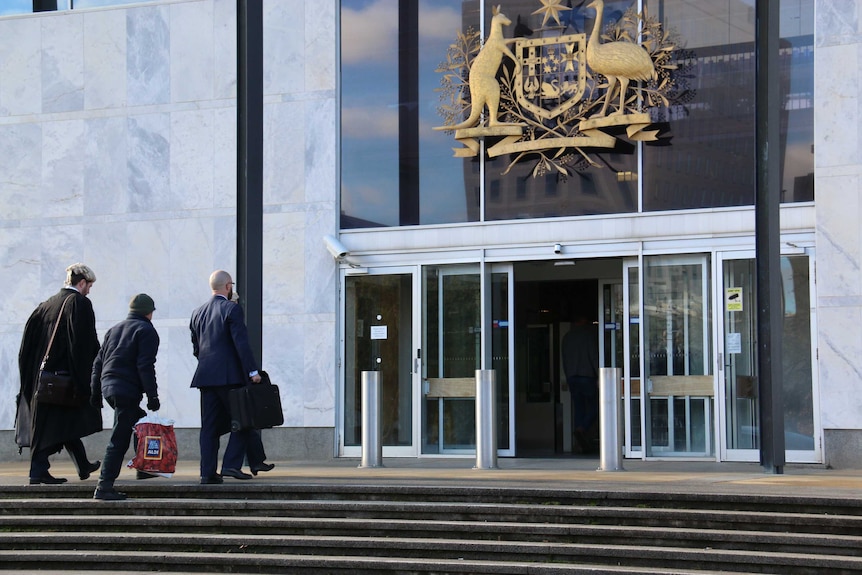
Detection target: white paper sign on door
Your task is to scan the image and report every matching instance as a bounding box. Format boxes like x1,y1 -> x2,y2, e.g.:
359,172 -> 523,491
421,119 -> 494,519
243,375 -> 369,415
726,332 -> 742,354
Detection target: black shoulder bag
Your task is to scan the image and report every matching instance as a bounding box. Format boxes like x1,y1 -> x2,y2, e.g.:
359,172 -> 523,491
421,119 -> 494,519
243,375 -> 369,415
33,294 -> 80,407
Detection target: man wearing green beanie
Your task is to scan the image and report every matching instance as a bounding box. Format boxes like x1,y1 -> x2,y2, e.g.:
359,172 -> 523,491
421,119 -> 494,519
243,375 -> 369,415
90,293 -> 161,500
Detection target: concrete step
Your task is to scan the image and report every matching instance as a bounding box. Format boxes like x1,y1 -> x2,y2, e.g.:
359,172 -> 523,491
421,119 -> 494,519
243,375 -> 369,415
2,497 -> 862,536
0,549 -> 785,574
0,484 -> 860,574
1,513 -> 860,556
2,532 -> 862,572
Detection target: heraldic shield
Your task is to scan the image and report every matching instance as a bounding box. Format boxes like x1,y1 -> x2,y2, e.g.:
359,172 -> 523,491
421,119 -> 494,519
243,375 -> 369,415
515,33 -> 587,121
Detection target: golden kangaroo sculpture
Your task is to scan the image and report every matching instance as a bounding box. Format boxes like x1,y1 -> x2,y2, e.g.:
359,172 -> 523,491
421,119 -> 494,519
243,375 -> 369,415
435,6 -> 520,131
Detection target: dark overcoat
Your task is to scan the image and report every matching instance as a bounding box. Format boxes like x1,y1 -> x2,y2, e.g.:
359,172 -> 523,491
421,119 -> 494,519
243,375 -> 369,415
16,288 -> 103,452
189,295 -> 258,388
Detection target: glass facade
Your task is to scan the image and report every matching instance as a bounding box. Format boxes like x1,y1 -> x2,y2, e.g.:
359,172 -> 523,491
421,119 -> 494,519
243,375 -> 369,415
340,0 -> 814,227
1,0 -> 144,14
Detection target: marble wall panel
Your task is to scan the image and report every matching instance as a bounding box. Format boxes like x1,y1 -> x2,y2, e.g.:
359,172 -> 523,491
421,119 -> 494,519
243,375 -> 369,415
87,220 -> 138,317
127,112 -> 171,212
118,219 -> 173,317
815,174 -> 862,297
304,98 -> 336,205
814,44 -> 859,168
0,17 -> 41,116
263,101 -> 305,206
213,0 -> 237,100
212,106 -> 237,209
167,216 -> 222,320
305,0 -> 335,92
817,305 -> 862,429
262,322 -> 305,427
155,323 -> 201,428
0,123 -> 42,220
262,211 -> 305,316
301,318 -> 335,428
263,0 -> 305,95
304,207 -> 336,316
38,227 -> 86,295
0,331 -> 24,429
0,229 -> 41,326
84,116 -> 129,216
816,0 -> 860,47
170,108 -> 215,210
126,5 -> 170,107
83,8 -> 126,111
212,213 -> 237,272
42,119 -> 85,219
170,0 -> 214,103
41,13 -> 84,113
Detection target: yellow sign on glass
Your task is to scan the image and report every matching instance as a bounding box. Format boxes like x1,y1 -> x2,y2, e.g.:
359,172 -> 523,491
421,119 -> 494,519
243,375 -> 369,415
726,287 -> 743,312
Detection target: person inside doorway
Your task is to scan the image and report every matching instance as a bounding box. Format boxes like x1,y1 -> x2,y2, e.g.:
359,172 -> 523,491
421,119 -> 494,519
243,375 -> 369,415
561,314 -> 599,454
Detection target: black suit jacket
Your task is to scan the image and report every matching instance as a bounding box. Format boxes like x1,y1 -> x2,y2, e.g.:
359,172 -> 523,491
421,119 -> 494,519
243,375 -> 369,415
189,295 -> 258,388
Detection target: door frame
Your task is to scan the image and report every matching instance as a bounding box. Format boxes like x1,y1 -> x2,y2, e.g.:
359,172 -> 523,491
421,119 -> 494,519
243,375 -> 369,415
624,253 -> 716,459
338,265 -> 421,458
337,262 -> 516,458
715,248 -> 821,463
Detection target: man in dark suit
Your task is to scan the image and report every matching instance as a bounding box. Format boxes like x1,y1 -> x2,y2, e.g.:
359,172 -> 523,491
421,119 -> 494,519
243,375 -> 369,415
190,270 -> 263,484
17,263 -> 103,484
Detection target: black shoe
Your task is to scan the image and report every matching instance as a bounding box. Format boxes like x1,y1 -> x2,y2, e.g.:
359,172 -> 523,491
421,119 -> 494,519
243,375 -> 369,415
221,467 -> 253,480
136,470 -> 159,480
29,474 -> 68,485
93,486 -> 127,501
79,460 -> 101,480
200,475 -> 224,485
250,462 -> 275,476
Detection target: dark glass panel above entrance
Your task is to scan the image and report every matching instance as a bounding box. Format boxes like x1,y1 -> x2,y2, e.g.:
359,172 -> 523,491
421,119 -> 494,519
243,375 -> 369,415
340,0 -> 479,229
340,0 -> 814,228
642,0 -> 814,211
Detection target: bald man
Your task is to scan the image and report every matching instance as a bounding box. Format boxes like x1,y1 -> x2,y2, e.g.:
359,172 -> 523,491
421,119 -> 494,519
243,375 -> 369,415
189,270 -> 262,484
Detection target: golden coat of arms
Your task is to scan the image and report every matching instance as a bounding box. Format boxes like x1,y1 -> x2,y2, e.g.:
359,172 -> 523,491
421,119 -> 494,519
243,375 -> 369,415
435,0 -> 695,177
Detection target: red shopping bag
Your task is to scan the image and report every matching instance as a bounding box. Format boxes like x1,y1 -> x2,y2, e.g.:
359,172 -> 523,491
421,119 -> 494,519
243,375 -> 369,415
128,414 -> 178,477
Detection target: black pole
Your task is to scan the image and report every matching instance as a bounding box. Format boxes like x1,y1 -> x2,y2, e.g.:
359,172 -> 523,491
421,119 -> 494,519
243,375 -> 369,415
755,0 -> 785,474
237,0 -> 264,363
398,2 -> 420,226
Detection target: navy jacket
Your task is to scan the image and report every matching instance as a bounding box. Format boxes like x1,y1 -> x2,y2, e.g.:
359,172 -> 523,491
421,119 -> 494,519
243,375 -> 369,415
189,295 -> 258,388
91,312 -> 160,401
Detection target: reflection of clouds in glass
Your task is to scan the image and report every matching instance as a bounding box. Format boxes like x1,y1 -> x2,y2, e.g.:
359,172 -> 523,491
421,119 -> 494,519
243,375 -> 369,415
342,0 -> 460,65
418,2 -> 461,40
342,106 -> 399,139
0,0 -> 30,15
341,182 -> 397,224
342,0 -> 398,65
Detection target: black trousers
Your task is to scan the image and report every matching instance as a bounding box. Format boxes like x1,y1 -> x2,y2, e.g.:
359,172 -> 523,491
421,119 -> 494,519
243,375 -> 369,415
30,438 -> 91,479
97,395 -> 145,488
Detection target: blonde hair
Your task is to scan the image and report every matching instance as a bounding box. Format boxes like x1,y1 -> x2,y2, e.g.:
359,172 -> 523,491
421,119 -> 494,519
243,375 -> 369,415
65,263 -> 96,286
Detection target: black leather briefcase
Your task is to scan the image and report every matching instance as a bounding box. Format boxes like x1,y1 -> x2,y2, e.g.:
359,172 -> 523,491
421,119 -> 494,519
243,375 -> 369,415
229,373 -> 284,432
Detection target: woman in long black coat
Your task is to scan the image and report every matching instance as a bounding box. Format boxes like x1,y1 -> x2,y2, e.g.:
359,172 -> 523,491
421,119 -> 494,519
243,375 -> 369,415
16,264 -> 103,484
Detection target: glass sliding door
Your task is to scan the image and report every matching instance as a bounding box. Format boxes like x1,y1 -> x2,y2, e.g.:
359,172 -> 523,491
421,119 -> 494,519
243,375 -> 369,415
422,266 -> 479,454
718,251 -> 819,462
342,269 -> 417,457
623,260 -> 642,456
422,264 -> 513,455
642,255 -> 714,457
719,256 -> 758,459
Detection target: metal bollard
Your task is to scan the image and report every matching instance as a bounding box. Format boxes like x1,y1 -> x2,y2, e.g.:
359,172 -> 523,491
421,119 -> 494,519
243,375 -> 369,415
359,370 -> 383,468
475,369 -> 497,469
598,367 -> 624,472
